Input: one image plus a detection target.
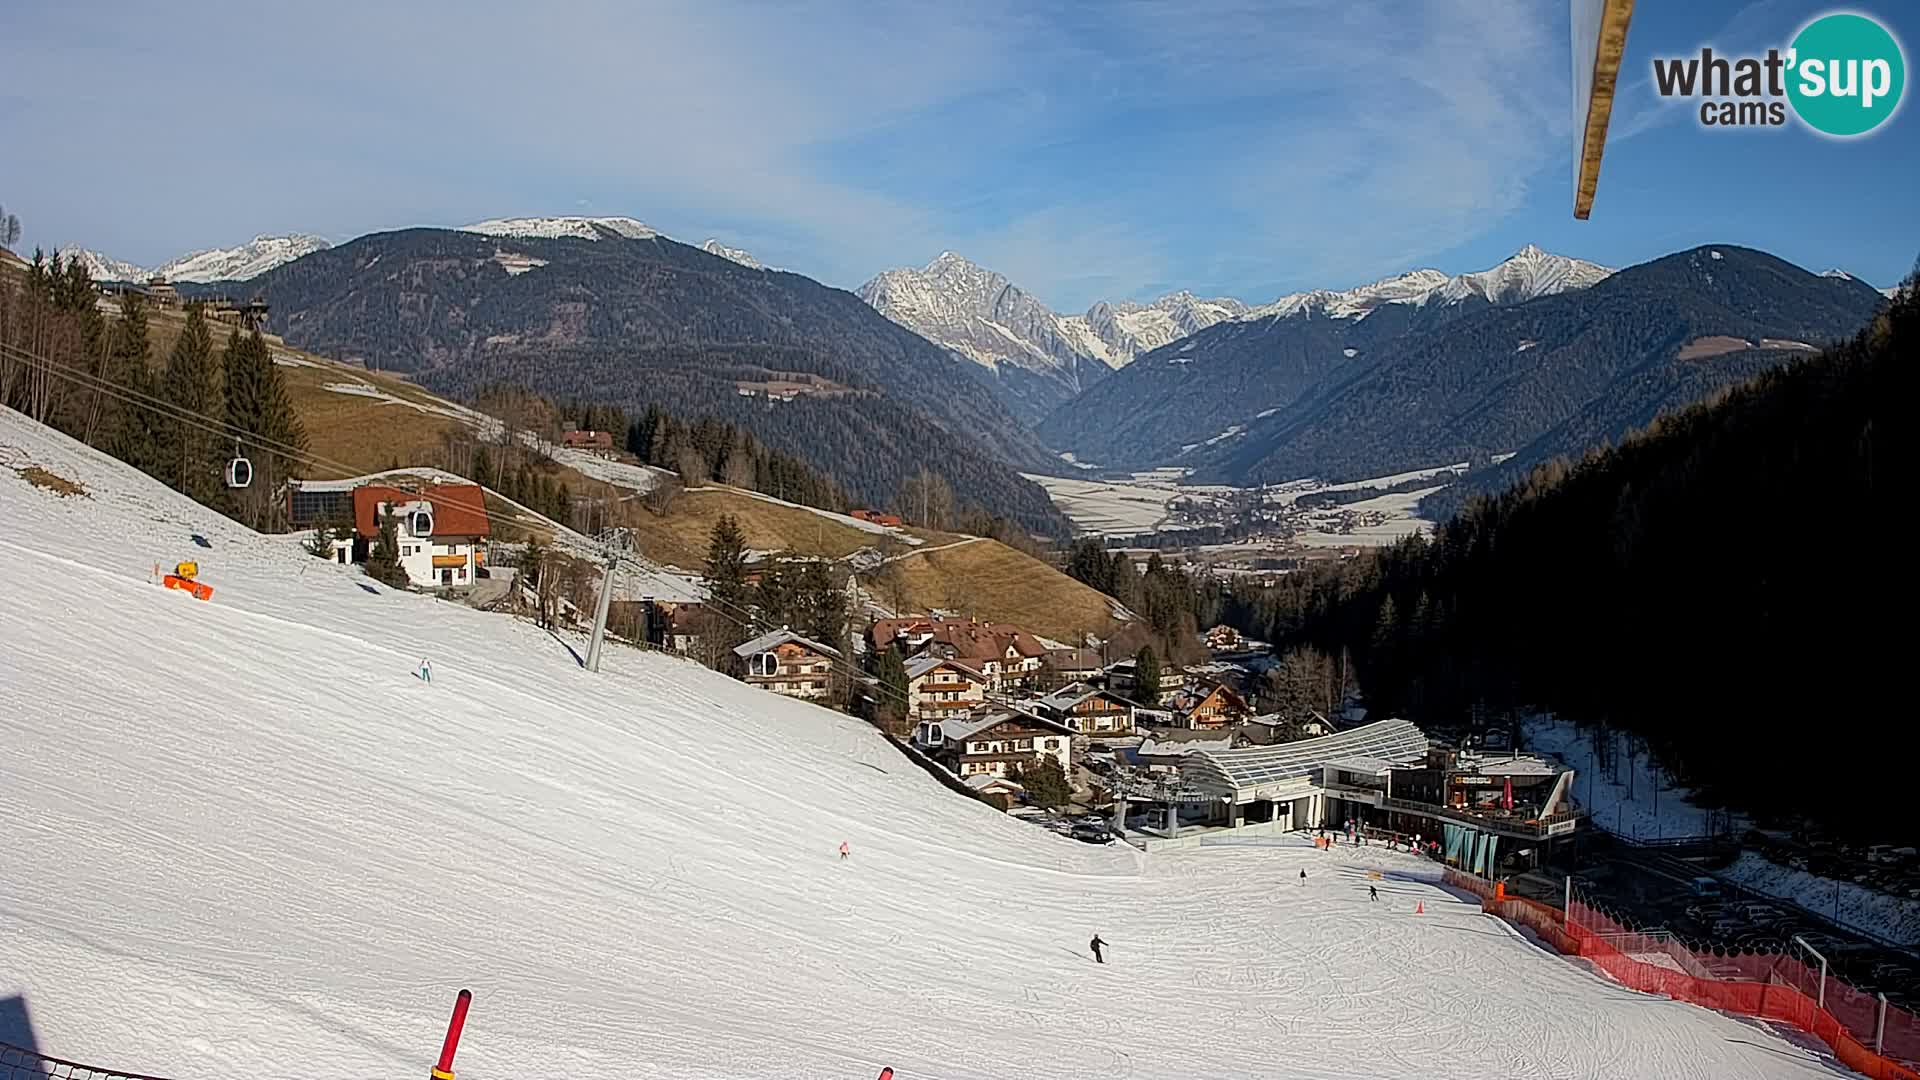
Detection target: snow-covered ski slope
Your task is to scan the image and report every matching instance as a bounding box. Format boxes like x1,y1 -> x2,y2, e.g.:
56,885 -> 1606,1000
0,410 -> 1846,1079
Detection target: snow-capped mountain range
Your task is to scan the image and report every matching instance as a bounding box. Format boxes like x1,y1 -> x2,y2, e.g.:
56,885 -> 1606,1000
57,216 -> 776,287
858,253 -> 1246,387
461,215 -> 660,241
1069,292 -> 1250,367
59,234 -> 332,284
860,245 -> 1614,390
1245,245 -> 1614,321
459,216 -> 774,271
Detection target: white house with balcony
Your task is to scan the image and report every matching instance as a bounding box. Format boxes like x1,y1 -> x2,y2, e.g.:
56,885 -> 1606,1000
733,628 -> 842,701
348,482 -> 492,590
904,656 -> 988,721
912,707 -> 1074,781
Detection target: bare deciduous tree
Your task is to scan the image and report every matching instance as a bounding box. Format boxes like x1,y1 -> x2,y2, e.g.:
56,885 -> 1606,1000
644,473 -> 682,516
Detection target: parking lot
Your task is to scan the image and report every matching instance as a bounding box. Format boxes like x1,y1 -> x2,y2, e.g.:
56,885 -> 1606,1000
1009,806 -> 1119,845
1549,838 -> 1920,1013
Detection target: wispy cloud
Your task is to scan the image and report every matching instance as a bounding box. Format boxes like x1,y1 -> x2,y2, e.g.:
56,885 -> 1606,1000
0,0 -> 1570,309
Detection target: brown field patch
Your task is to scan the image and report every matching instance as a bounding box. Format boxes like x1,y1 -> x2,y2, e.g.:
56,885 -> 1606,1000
1676,335 -> 1753,360
886,540 -> 1123,642
620,489 -> 915,568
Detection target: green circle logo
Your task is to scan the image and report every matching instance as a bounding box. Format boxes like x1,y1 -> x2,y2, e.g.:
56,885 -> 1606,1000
1787,13 -> 1906,136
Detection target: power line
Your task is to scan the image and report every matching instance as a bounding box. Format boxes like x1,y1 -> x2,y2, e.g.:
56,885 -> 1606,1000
6,339 -> 924,711
0,340 -> 367,479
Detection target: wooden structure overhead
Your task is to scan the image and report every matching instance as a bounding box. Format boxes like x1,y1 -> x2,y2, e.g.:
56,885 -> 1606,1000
1571,0 -> 1637,219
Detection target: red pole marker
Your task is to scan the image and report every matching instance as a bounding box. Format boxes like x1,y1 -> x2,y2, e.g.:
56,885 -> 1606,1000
433,989 -> 472,1080
878,1069 -> 895,1080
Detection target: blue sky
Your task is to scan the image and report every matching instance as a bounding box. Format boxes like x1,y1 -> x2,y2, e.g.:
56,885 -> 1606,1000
0,0 -> 1913,310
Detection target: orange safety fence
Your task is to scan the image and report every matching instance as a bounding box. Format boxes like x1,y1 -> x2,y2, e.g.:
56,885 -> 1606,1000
1442,869 -> 1920,1080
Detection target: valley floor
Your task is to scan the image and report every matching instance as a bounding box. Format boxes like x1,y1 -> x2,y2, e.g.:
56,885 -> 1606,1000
0,408 -> 1849,1079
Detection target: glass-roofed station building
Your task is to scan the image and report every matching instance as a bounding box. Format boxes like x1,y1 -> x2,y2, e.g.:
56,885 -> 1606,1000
1148,718 -> 1585,870
1174,719 -> 1433,835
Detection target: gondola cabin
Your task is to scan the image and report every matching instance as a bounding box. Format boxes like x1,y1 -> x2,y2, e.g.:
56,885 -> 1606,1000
225,453 -> 253,489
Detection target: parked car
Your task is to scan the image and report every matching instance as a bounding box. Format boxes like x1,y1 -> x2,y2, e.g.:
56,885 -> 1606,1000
1071,822 -> 1114,845
1684,903 -> 1724,924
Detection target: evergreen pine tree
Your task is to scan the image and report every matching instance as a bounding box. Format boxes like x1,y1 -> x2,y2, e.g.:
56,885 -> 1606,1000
1107,551 -> 1137,608
874,644 -> 910,732
471,445 -> 495,489
1013,756 -> 1072,809
109,292 -> 163,477
705,513 -> 750,623
222,326 -> 307,530
303,522 -> 337,559
363,512 -> 409,587
1369,595 -> 1400,700
755,559 -> 797,627
157,304 -> 221,503
797,561 -> 844,645
1134,644 -> 1162,703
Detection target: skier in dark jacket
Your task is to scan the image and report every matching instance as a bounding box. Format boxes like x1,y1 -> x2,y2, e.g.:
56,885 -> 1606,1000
1369,885 -> 1379,902
1299,868 -> 1308,886
1089,934 -> 1107,964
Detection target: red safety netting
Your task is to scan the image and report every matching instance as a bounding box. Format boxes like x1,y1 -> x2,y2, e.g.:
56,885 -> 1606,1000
1442,870 -> 1920,1080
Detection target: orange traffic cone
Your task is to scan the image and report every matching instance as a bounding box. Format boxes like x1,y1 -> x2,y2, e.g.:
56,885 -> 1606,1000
1414,901 -> 1425,915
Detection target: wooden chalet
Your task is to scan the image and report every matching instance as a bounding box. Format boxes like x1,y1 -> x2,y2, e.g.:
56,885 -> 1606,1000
734,629 -> 842,702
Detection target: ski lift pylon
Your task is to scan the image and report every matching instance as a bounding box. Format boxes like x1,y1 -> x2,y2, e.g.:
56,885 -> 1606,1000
225,439 -> 253,489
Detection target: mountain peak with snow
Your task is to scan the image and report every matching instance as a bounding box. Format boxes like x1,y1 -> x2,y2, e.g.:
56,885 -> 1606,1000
1246,247 -> 1611,322
1437,245 -> 1613,305
700,239 -> 764,270
160,234 -> 331,282
860,252 -> 1246,380
55,234 -> 330,284
460,216 -> 659,241
858,254 -> 1080,383
57,246 -> 149,283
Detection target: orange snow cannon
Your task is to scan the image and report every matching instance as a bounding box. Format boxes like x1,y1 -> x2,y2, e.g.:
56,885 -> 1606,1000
160,561 -> 213,600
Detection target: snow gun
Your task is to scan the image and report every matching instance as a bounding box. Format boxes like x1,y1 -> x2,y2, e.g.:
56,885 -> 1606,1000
160,560 -> 214,601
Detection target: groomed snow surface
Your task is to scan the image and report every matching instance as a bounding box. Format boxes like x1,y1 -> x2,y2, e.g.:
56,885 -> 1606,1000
0,409 -> 1849,1079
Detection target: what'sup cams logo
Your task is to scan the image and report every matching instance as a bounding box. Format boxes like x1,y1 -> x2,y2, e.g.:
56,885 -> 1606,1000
1653,11 -> 1906,136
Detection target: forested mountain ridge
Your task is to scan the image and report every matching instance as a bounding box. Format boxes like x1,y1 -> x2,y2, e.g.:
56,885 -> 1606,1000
193,228 -> 1069,534
1207,245 -> 1885,491
1244,269 -> 1908,831
1036,245 -> 1610,469
1036,301 -> 1408,467
1044,245 -> 1885,487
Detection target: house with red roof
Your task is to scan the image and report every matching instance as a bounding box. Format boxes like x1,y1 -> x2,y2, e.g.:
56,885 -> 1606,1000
350,483 -> 492,589
868,616 -> 1049,691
